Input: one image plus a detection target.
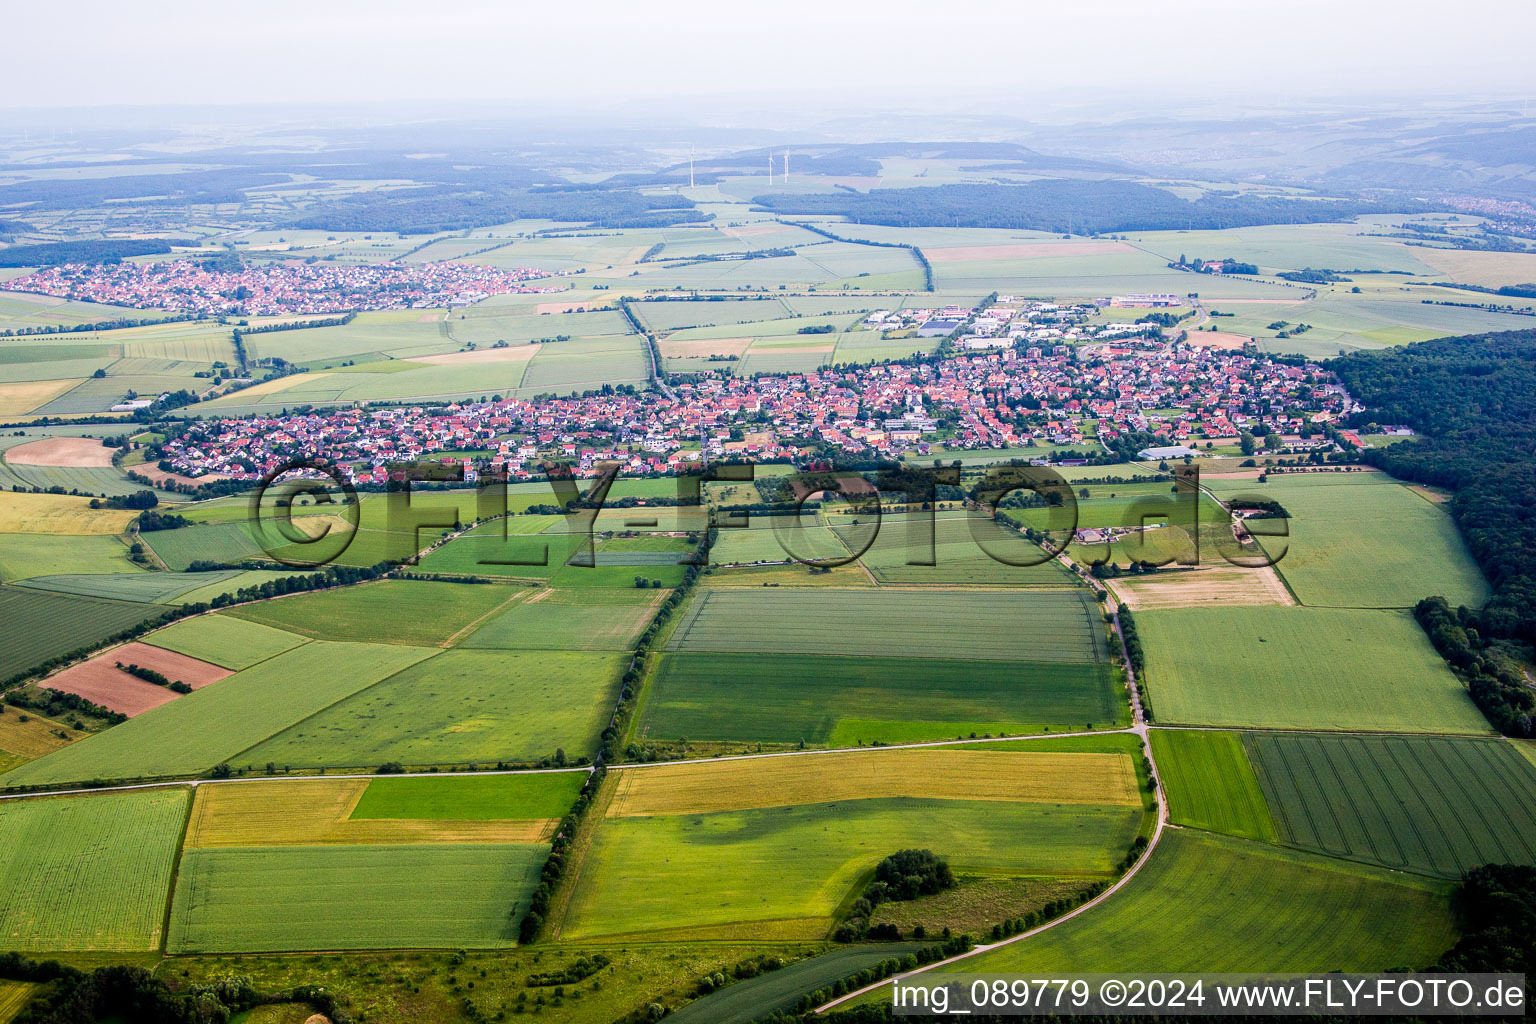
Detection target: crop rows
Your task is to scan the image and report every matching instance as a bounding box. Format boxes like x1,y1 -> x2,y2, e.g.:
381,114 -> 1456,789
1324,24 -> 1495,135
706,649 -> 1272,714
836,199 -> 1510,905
1246,733 -> 1536,877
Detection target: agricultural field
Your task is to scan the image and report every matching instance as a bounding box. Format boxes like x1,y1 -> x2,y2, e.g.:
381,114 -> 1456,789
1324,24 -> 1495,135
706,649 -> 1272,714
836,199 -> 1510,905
223,579 -> 521,646
183,777 -> 562,846
0,491 -> 135,534
1148,729 -> 1276,841
834,515 -> 1084,586
240,649 -> 626,769
0,584 -> 163,681
1,641 -> 436,785
1208,473 -> 1489,608
14,569 -> 241,604
140,522 -> 267,570
350,771 -> 587,821
140,613 -> 309,669
0,532 -> 143,581
666,587 -> 1107,662
459,586 -> 663,650
0,789 -> 188,951
0,707 -> 77,767
667,944 -> 928,1024
639,653 -> 1124,745
1136,606 -> 1488,733
558,748 -> 1145,940
959,829 -> 1457,974
39,641 -> 231,716
169,843 -> 547,952
1245,732 -> 1536,877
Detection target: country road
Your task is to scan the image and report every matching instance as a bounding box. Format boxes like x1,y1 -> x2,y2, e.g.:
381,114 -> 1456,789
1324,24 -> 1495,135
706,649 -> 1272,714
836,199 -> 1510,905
816,553 -> 1171,1013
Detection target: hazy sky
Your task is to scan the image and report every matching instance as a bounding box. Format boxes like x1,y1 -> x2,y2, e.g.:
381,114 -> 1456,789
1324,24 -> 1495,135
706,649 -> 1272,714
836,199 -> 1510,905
6,0 -> 1534,112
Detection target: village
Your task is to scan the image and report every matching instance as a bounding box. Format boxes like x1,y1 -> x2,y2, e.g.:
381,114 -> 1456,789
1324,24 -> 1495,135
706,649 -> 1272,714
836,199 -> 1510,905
5,258 -> 566,316
162,316 -> 1354,484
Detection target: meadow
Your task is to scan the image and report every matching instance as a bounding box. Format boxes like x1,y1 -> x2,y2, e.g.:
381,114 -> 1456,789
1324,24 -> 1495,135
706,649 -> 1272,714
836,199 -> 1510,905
240,649 -> 626,768
169,843 -> 547,952
1136,606 -> 1488,733
1208,473 -> 1489,608
0,789 -> 188,951
1245,732 -> 1536,877
223,579 -> 520,646
1147,729 -> 1276,841
666,588 -> 1108,663
961,829 -> 1456,973
2,641 -> 435,785
639,652 -> 1124,745
141,613 -> 309,669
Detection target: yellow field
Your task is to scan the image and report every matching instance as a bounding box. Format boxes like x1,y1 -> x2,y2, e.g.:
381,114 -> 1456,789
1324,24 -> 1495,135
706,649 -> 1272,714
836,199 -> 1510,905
0,981 -> 36,1024
1107,565 -> 1294,610
607,748 -> 1141,818
1410,246 -> 1536,288
0,379 -> 84,416
0,711 -> 75,759
0,492 -> 137,535
183,779 -> 556,847
221,372 -> 332,399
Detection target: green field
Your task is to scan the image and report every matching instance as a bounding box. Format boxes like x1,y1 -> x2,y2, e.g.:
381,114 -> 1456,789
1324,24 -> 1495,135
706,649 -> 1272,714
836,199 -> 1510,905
141,613 -> 309,669
668,944 -> 927,1024
241,649 -> 626,769
1246,732 -> 1536,877
1137,606 -> 1488,733
562,797 -> 1143,940
139,522 -> 267,570
2,642 -> 435,785
1208,474 -> 1489,608
460,587 -> 661,651
420,528 -> 688,587
0,789 -> 188,951
961,829 -> 1456,974
168,843 -> 547,952
666,588 -> 1108,663
640,652 -> 1124,745
169,569 -> 323,605
833,515 -> 1082,586
224,580 -> 518,646
0,533 -> 142,581
0,584 -> 161,681
349,772 -> 587,821
1149,729 -> 1276,841
14,569 -> 241,604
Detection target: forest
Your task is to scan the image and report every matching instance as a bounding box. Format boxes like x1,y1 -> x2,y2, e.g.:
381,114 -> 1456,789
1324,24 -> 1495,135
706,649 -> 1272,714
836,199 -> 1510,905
1332,330 -> 1536,728
290,186 -> 710,234
0,239 -> 175,267
752,180 -> 1435,234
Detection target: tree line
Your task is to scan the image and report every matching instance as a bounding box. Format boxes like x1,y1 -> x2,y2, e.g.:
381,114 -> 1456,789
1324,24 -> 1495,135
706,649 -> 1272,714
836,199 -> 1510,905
1331,329 -> 1536,735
